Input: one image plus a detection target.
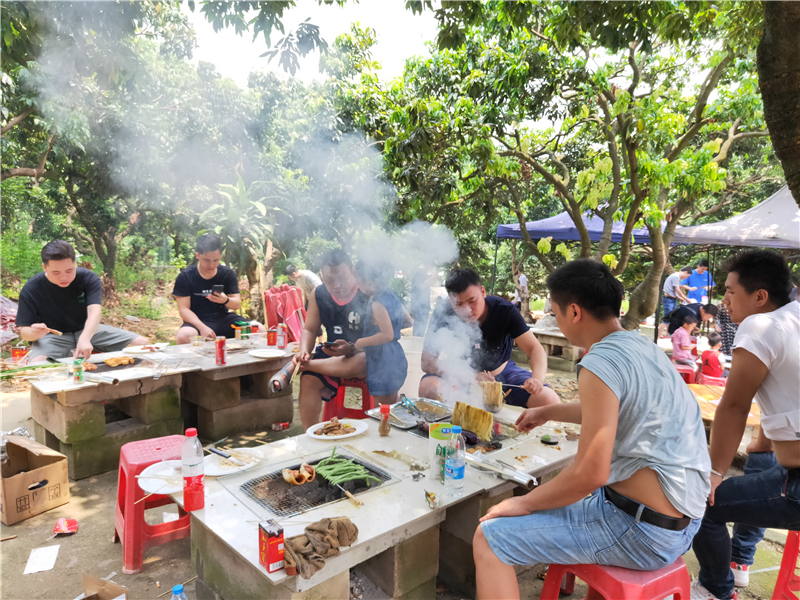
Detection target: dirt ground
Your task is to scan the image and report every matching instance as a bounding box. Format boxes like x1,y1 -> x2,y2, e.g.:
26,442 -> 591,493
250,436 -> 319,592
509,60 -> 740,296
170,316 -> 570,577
0,372 -> 787,600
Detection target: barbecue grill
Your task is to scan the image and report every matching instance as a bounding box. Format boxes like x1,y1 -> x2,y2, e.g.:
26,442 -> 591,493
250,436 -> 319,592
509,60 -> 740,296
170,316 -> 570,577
218,448 -> 400,519
407,417 -> 523,451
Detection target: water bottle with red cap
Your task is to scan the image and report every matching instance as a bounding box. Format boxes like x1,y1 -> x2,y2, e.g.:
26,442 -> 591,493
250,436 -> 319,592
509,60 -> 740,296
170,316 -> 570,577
181,428 -> 204,511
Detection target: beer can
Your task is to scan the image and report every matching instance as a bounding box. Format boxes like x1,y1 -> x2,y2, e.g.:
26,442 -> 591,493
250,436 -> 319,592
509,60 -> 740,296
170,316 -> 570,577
215,336 -> 227,365
271,422 -> 290,431
267,328 -> 277,346
259,519 -> 285,573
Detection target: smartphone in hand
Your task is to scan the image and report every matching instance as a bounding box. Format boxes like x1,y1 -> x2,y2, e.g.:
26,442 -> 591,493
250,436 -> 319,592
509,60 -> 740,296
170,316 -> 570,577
212,284 -> 224,295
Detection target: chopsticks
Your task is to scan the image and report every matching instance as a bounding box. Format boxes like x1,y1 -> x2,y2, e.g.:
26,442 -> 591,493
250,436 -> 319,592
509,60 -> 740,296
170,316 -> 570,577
289,359 -> 302,384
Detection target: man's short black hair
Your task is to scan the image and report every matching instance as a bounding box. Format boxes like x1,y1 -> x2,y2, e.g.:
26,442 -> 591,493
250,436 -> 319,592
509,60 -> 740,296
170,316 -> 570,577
707,332 -> 722,347
196,233 -> 222,254
285,264 -> 298,276
682,314 -> 698,325
698,259 -> 709,268
701,304 -> 719,317
41,240 -> 76,263
680,266 -> 693,274
546,259 -> 623,321
321,249 -> 352,269
721,249 -> 792,307
445,268 -> 482,294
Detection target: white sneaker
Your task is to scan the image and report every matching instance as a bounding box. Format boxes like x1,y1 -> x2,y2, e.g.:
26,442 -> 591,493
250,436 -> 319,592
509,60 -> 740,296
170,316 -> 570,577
730,562 -> 749,587
690,579 -> 737,600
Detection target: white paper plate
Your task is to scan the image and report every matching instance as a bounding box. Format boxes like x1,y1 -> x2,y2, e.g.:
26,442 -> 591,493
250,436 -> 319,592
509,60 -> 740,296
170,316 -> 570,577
126,343 -> 170,354
204,447 -> 264,477
248,349 -> 286,359
138,460 -> 183,495
305,419 -> 369,440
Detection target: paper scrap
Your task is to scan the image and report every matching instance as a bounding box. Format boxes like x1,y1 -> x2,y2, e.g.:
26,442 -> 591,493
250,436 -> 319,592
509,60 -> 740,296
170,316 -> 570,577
24,545 -> 60,574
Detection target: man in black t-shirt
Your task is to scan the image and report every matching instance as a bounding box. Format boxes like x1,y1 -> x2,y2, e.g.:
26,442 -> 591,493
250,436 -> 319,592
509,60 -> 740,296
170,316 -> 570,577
173,234 -> 243,343
420,268 -> 559,408
16,241 -> 148,362
666,303 -> 718,335
291,250 -> 371,428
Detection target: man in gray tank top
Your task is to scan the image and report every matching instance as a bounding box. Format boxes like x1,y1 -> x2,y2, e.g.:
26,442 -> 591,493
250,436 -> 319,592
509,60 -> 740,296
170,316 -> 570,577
473,259 -> 710,600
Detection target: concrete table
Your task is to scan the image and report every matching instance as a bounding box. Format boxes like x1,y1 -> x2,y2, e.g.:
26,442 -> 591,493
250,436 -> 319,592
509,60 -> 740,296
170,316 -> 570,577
174,404 -> 579,600
530,327 -> 585,372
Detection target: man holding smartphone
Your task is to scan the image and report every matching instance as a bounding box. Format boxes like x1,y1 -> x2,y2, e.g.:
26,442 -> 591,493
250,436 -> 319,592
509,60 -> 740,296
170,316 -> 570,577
173,233 -> 243,343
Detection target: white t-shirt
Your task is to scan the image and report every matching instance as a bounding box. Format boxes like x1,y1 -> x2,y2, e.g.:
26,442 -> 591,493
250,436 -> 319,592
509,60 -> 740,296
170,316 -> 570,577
663,272 -> 682,297
732,301 -> 800,441
518,273 -> 528,293
296,270 -> 322,301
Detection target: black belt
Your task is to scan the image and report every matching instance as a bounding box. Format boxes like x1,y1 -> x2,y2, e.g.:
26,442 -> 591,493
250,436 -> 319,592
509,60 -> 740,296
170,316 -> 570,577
664,295 -> 677,299
604,486 -> 692,531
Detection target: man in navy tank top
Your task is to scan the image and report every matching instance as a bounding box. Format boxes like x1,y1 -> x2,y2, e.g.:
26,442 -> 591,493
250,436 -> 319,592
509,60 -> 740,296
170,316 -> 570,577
291,250 -> 371,428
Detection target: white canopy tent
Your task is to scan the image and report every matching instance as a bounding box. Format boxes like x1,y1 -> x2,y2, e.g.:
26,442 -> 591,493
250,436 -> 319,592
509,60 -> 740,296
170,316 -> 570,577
671,185 -> 800,249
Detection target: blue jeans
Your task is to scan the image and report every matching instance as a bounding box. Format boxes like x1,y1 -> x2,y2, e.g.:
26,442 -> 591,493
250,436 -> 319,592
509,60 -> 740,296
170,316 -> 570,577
481,487 -> 700,570
662,297 -> 677,323
730,452 -> 777,565
693,462 -> 800,599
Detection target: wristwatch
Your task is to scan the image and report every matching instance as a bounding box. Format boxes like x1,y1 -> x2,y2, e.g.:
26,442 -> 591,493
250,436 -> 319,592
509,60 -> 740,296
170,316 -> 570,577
222,295 -> 229,306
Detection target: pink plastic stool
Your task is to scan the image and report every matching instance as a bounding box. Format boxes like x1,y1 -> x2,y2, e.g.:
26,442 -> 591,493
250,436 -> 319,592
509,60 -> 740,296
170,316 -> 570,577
697,373 -> 727,387
322,379 -> 375,420
772,530 -> 800,600
674,364 -> 696,384
541,557 -> 691,600
113,435 -> 190,574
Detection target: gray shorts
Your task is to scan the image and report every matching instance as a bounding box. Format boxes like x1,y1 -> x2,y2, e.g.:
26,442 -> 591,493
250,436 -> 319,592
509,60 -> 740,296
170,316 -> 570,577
28,324 -> 141,360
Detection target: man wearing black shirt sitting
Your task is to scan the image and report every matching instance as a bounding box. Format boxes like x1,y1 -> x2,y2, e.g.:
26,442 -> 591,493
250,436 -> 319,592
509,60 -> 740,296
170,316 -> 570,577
666,303 -> 718,335
173,234 -> 243,344
16,241 -> 148,363
420,268 -> 559,408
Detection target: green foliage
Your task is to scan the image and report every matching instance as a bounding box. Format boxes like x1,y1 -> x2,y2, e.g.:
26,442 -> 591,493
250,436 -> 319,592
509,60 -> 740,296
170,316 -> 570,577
0,215 -> 43,284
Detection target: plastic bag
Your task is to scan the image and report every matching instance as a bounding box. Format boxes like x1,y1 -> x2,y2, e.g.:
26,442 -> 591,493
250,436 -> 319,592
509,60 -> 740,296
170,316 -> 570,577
1,426 -> 32,464
0,295 -> 19,344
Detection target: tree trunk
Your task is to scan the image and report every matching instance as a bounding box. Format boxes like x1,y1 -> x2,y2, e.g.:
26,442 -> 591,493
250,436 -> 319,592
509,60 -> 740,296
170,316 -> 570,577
99,235 -> 119,307
263,238 -> 282,290
757,1 -> 800,205
245,257 -> 265,324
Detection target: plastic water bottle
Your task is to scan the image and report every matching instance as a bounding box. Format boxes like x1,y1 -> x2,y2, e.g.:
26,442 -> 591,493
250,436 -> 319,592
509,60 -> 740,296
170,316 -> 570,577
170,584 -> 188,600
181,428 -> 204,511
444,425 -> 466,498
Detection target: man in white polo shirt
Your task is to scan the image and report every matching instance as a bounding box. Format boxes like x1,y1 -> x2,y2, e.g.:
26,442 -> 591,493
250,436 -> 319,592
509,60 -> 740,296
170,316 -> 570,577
690,250 -> 800,600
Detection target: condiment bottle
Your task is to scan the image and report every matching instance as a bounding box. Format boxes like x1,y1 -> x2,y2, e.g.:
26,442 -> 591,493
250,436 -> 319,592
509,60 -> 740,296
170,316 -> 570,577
379,404 -> 391,436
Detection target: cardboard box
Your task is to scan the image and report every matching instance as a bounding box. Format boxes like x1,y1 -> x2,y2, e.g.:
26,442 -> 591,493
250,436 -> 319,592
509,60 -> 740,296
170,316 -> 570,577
74,574 -> 128,600
1,435 -> 70,525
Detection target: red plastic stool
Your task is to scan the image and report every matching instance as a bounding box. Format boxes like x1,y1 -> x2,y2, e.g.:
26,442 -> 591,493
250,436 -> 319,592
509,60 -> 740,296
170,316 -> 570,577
697,373 -> 727,387
322,379 -> 375,420
674,364 -> 696,384
113,435 -> 191,574
541,557 -> 691,600
772,530 -> 800,600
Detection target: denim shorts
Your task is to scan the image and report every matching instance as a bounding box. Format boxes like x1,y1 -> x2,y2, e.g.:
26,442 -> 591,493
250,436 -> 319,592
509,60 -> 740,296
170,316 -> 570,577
481,487 -> 700,571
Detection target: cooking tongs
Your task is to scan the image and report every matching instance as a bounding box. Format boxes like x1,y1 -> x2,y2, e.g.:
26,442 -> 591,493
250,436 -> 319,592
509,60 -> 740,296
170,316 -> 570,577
399,394 -> 423,417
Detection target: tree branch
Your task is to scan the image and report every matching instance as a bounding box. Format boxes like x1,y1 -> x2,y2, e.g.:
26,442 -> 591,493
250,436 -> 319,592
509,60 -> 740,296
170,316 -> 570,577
1,106 -> 35,135
712,118 -> 771,163
1,132 -> 56,182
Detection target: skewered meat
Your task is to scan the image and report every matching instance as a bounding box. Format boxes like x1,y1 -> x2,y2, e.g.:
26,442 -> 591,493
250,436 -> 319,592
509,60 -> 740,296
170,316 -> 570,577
83,362 -> 98,371
103,356 -> 135,367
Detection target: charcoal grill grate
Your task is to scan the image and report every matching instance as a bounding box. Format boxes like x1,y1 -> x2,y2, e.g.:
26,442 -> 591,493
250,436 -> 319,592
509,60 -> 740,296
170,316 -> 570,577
218,448 -> 398,519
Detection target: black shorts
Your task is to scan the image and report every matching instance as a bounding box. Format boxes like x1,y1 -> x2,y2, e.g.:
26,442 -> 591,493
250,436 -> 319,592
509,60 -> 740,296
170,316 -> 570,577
179,313 -> 243,338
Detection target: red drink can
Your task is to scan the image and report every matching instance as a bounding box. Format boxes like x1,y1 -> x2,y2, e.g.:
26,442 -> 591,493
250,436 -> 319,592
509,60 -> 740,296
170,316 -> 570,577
271,422 -> 290,431
259,519 -> 285,573
215,336 -> 226,365
267,328 -> 277,346
11,345 -> 27,362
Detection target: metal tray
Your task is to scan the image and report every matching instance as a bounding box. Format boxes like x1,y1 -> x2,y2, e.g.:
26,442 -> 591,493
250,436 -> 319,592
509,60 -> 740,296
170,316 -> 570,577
366,398 -> 452,430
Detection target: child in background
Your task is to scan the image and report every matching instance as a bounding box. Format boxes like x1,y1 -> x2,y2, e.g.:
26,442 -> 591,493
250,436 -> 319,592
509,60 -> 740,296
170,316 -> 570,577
353,261 -> 409,405
700,332 -> 728,378
671,314 -> 698,367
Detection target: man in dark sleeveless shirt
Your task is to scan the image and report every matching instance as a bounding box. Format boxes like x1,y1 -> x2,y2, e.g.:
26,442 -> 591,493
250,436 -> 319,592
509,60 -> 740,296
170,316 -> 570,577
292,250 -> 370,428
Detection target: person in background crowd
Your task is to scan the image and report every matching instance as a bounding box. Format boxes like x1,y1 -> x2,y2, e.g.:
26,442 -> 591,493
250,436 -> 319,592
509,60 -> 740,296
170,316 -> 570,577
671,314 -> 698,367
285,264 -> 322,310
667,302 -> 718,336
173,234 -> 242,344
700,332 -> 727,378
690,250 -> 800,600
659,266 -> 694,337
411,263 -> 437,337
714,304 -> 738,356
17,241 -> 149,362
513,268 -> 529,311
474,260 -> 709,600
687,259 -> 715,304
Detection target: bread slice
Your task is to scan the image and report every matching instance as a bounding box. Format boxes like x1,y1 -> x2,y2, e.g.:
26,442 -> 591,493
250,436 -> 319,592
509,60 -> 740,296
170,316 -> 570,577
452,401 -> 493,442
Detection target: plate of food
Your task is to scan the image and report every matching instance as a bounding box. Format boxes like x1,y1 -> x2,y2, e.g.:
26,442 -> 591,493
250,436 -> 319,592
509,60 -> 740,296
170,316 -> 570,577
204,447 -> 263,477
305,417 -> 368,440
137,460 -> 183,495
126,343 -> 170,354
248,348 -> 286,359
103,356 -> 136,368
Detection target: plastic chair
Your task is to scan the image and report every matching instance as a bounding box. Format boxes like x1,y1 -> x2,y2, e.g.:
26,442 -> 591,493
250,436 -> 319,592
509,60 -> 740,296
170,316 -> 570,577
674,363 -> 696,384
113,435 -> 191,574
697,373 -> 728,387
772,530 -> 800,600
541,557 -> 691,600
322,379 -> 375,420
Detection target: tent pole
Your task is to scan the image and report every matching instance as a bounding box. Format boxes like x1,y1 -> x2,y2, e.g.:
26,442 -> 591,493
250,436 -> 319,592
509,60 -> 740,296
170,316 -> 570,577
654,272 -> 665,344
490,232 -> 499,295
